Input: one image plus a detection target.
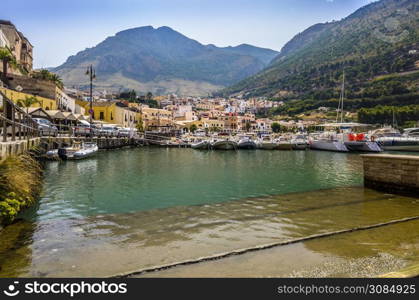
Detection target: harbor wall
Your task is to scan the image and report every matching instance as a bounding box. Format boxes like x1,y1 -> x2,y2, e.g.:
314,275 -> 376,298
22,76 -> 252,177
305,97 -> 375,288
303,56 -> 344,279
362,154 -> 419,195
0,138 -> 40,162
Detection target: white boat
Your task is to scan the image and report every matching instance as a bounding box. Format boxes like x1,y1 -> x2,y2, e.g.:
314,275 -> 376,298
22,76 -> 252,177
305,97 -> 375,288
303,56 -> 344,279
211,139 -> 238,150
257,135 -> 277,150
309,132 -> 349,152
311,72 -> 380,153
191,139 -> 210,150
291,135 -> 308,150
237,136 -> 257,150
45,149 -> 59,160
275,136 -> 293,150
58,142 -> 98,160
375,137 -> 419,152
369,127 -> 419,152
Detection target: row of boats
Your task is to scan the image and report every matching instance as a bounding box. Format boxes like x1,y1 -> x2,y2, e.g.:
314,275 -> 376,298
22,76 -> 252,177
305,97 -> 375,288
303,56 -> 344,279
191,135 -> 307,150
190,126 -> 419,153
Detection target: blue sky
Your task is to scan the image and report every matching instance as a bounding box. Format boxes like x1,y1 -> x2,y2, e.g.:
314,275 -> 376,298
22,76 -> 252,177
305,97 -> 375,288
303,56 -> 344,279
1,0 -> 375,68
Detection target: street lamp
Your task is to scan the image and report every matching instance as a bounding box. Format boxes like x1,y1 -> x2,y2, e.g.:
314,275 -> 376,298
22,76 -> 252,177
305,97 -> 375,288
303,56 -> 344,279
85,65 -> 96,124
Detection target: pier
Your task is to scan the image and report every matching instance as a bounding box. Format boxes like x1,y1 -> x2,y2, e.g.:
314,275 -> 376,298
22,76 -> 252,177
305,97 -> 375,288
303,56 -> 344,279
362,154 -> 419,196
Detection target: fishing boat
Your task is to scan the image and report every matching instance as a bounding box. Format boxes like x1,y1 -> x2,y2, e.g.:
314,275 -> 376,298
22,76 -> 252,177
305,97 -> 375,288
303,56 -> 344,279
291,134 -> 308,150
191,139 -> 210,150
257,135 -> 277,150
58,142 -> 98,160
237,135 -> 257,150
275,136 -> 293,150
211,139 -> 238,150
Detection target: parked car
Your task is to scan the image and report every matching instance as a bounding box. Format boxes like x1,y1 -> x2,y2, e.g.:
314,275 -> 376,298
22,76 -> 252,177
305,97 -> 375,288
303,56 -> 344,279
117,127 -> 133,138
97,125 -> 119,137
33,118 -> 58,136
73,120 -> 97,137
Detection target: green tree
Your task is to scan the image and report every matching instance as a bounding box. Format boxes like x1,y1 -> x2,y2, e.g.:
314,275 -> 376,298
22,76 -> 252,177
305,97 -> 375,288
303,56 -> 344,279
17,96 -> 41,114
189,124 -> 197,133
146,92 -> 153,101
0,47 -> 17,82
271,122 -> 281,133
32,69 -> 64,89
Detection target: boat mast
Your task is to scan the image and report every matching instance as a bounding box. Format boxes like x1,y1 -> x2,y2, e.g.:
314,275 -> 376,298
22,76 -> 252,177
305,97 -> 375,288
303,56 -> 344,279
335,70 -> 345,124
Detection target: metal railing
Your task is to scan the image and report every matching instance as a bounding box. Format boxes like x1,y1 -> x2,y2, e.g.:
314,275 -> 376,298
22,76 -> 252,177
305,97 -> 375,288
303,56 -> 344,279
0,91 -> 39,142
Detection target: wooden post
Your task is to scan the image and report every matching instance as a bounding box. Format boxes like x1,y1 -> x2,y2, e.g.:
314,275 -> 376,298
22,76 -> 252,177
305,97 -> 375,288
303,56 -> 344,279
18,112 -> 22,140
11,104 -> 15,141
3,101 -> 8,142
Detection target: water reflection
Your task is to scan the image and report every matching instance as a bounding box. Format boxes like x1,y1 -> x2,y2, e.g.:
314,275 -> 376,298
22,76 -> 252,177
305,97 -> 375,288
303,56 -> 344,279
1,187 -> 418,277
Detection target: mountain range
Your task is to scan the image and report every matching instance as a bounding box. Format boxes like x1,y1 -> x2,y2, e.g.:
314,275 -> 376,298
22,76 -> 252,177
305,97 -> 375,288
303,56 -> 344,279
52,26 -> 278,96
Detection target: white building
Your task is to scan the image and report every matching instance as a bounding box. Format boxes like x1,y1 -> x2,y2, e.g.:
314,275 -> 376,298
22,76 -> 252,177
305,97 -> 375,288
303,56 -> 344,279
0,28 -> 9,48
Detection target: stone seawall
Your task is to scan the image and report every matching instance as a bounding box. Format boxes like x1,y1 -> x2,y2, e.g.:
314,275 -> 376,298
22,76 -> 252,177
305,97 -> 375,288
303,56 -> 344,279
362,154 -> 419,196
0,138 -> 40,162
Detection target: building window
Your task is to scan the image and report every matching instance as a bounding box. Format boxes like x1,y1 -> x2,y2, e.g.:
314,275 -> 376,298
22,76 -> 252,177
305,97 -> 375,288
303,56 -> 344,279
111,112 -> 113,120
99,112 -> 104,120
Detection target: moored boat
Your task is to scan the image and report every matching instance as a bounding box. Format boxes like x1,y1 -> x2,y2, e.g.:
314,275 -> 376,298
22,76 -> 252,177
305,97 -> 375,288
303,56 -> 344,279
45,149 -> 59,160
257,135 -> 277,150
291,134 -> 308,150
191,139 -> 210,150
309,132 -> 349,152
344,132 -> 382,152
211,139 -> 238,150
58,142 -> 98,160
370,127 -> 419,152
275,136 -> 293,150
237,136 -> 257,150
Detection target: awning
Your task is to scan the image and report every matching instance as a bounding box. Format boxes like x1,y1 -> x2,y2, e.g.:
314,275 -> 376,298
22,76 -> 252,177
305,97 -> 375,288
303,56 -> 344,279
62,112 -> 77,121
45,110 -> 66,120
26,107 -> 53,121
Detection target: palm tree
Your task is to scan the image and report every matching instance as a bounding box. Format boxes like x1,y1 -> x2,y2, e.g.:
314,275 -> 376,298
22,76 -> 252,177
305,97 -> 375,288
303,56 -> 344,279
17,96 -> 41,114
49,73 -> 64,89
0,47 -> 17,83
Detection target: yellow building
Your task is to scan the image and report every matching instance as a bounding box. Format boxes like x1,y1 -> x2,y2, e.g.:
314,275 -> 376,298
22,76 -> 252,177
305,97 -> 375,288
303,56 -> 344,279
141,107 -> 173,130
0,87 -> 57,110
77,100 -> 141,128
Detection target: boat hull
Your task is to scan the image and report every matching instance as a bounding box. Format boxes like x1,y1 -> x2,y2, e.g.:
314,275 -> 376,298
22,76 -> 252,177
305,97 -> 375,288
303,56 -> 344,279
238,141 -> 257,150
292,143 -> 308,150
310,140 -> 349,152
191,141 -> 210,150
277,143 -> 293,151
211,141 -> 237,150
377,139 -> 419,152
258,143 -> 277,150
344,141 -> 382,152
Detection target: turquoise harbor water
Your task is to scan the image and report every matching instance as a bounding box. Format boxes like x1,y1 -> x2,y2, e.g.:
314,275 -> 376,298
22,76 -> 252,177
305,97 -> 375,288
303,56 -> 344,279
1,148 -> 419,277
23,148 -> 364,221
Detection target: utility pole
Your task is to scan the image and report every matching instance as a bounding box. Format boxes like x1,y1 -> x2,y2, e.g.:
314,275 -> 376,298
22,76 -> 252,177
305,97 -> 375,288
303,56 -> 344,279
86,65 -> 96,124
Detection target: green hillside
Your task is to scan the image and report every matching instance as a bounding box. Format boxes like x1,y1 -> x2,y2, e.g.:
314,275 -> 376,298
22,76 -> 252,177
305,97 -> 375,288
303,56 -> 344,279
219,0 -> 419,116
